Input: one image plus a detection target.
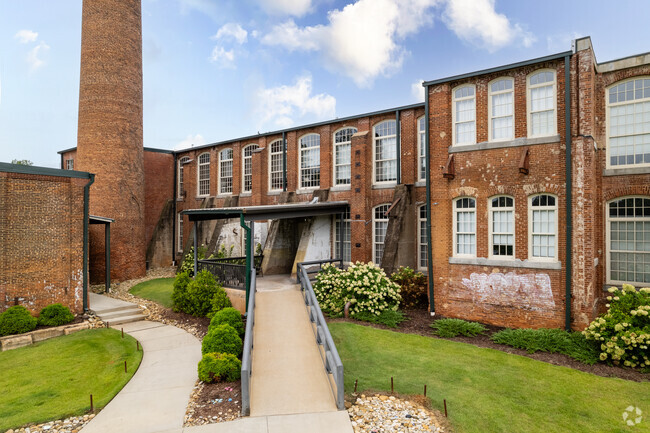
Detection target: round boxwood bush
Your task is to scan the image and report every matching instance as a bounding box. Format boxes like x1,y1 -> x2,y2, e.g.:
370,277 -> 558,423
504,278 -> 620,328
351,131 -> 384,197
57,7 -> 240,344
201,323 -> 242,356
37,303 -> 75,327
186,270 -> 222,317
198,352 -> 241,383
171,272 -> 192,313
208,287 -> 232,318
0,305 -> 38,336
209,307 -> 244,336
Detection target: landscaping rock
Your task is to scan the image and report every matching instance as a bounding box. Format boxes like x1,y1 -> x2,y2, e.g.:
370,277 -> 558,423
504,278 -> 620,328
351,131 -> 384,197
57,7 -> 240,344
63,323 -> 90,335
1,334 -> 33,351
31,328 -> 64,342
348,393 -> 445,433
7,414 -> 92,433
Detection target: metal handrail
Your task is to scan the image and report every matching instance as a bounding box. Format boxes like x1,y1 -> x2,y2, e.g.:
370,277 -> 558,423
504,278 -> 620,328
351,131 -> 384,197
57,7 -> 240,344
297,260 -> 345,410
299,258 -> 343,281
240,269 -> 256,416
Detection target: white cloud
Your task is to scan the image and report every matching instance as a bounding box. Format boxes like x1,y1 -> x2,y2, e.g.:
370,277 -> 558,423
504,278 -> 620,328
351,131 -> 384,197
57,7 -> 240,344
256,0 -> 313,17
443,0 -> 535,51
14,30 -> 38,44
210,46 -> 236,68
254,75 -> 336,130
27,41 -> 50,71
213,23 -> 248,44
177,0 -> 220,20
176,134 -> 206,150
411,79 -> 425,102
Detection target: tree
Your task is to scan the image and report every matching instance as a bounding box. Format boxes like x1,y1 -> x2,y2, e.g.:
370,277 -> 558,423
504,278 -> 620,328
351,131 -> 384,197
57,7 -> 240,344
11,159 -> 33,166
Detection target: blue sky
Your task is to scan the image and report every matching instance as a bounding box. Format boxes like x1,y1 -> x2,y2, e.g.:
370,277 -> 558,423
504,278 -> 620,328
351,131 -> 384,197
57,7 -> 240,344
1,0 -> 649,168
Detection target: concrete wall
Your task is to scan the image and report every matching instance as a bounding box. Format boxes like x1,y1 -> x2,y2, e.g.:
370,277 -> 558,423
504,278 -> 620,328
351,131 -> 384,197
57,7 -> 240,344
291,216 -> 332,277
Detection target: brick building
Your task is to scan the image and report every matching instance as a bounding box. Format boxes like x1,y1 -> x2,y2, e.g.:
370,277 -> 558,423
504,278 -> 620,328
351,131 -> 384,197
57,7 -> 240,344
59,36 -> 650,330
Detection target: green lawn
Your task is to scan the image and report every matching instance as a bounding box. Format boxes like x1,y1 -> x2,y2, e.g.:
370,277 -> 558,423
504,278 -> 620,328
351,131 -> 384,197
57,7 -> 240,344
0,328 -> 142,431
129,277 -> 175,307
330,322 -> 650,433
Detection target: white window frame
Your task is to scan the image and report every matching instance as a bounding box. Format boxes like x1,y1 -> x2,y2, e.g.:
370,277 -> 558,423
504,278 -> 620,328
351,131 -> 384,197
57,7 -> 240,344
417,117 -> 426,181
418,204 -> 428,270
373,120 -> 398,185
197,152 -> 210,197
242,144 -> 258,194
268,139 -> 284,192
218,148 -> 233,195
488,77 -> 514,142
177,213 -> 184,252
488,195 -> 515,259
528,194 -> 558,262
373,204 -> 390,265
333,127 -> 356,186
606,77 -> 650,168
606,196 -> 650,286
177,156 -> 190,199
453,197 -> 477,258
527,69 -> 557,138
65,159 -> 74,170
299,133 -> 320,189
333,210 -> 351,264
452,84 -> 476,146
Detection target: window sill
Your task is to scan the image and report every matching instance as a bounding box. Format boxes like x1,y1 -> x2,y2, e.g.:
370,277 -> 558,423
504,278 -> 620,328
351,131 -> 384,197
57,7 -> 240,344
267,190 -> 282,196
240,192 -> 252,197
216,193 -> 233,198
372,183 -> 397,190
449,257 -> 562,270
296,188 -> 319,195
603,166 -> 650,176
448,134 -> 560,153
415,181 -> 426,187
330,185 -> 351,192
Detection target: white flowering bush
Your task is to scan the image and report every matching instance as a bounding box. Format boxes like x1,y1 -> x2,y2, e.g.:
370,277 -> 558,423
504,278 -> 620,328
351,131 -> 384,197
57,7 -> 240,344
313,262 -> 401,317
583,285 -> 650,368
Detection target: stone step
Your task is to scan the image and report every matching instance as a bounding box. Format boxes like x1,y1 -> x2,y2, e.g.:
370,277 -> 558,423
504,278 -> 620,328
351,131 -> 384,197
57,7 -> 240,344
92,304 -> 140,315
105,314 -> 146,326
98,307 -> 142,320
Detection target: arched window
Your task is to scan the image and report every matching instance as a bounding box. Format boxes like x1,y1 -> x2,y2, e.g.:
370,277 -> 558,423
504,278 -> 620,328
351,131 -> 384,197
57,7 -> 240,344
489,196 -> 514,258
268,139 -> 284,191
453,197 -> 476,257
197,152 -> 210,196
527,70 -> 556,137
299,133 -> 320,189
219,148 -> 233,194
529,194 -> 557,260
489,78 -> 514,141
242,144 -> 258,193
452,85 -> 476,145
607,78 -> 650,167
418,204 -> 428,270
373,120 -> 397,184
177,156 -> 189,199
417,117 -> 426,180
607,196 -> 650,285
334,127 -> 356,186
373,204 -> 390,265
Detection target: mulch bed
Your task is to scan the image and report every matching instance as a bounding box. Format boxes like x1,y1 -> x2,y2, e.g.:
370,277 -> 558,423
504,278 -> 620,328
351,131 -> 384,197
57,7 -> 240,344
185,379 -> 242,426
329,308 -> 650,383
159,308 -> 210,338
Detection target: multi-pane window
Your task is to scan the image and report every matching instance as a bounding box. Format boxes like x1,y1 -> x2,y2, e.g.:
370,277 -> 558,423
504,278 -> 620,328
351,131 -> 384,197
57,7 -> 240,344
178,156 -> 190,199
489,78 -> 514,141
489,196 -> 514,258
454,197 -> 476,256
197,152 -> 210,196
65,159 -> 74,170
453,85 -> 476,145
607,197 -> 650,284
177,213 -> 184,252
528,70 -> 556,137
299,134 -> 320,189
219,149 -> 233,194
418,205 -> 428,270
530,194 -> 557,260
334,127 -> 356,186
269,140 -> 284,191
418,117 -> 426,180
374,120 -> 397,184
373,204 -> 390,265
334,210 -> 351,263
242,144 -> 258,193
607,78 -> 650,167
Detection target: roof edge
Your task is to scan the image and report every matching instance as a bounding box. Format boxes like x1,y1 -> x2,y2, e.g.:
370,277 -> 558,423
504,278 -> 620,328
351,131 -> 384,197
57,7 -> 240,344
0,162 -> 93,179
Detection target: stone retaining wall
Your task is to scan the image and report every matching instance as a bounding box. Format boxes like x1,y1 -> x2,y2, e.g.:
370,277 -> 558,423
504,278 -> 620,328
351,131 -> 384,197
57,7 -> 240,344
0,322 -> 92,351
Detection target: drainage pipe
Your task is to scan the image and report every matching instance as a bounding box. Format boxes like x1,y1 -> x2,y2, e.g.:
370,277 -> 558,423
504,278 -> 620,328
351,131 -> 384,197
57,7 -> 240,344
424,85 -> 435,314
564,54 -> 573,331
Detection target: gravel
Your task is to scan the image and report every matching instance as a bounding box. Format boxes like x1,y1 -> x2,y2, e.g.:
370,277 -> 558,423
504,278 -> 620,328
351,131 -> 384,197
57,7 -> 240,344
348,394 -> 445,433
5,414 -> 95,433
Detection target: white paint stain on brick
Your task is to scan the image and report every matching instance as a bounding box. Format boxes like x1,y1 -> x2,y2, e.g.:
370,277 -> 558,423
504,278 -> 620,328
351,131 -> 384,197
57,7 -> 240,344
460,272 -> 555,311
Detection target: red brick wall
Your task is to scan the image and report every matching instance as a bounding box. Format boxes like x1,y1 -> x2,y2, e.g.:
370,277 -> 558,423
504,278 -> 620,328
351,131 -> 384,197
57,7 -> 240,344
0,172 -> 86,314
144,151 -> 174,250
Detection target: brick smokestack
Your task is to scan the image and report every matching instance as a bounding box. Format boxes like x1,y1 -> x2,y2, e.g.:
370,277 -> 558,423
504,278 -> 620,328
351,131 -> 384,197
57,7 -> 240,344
76,0 -> 146,282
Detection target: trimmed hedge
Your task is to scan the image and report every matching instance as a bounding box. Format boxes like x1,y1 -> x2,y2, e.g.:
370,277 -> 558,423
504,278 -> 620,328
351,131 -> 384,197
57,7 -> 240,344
0,306 -> 37,336
209,307 -> 244,336
201,323 -> 242,356
198,352 -> 241,383
38,304 -> 75,327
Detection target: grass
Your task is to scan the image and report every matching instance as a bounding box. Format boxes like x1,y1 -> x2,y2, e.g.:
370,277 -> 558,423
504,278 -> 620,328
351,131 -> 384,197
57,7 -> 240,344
430,318 -> 487,338
351,310 -> 406,328
0,328 -> 142,431
129,277 -> 175,307
330,322 -> 650,433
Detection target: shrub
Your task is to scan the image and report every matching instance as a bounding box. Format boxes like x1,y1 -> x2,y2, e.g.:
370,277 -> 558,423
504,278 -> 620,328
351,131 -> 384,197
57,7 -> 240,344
351,310 -> 405,328
198,352 -> 241,383
186,271 -> 222,317
180,245 -> 210,277
313,262 -> 401,317
171,272 -> 192,313
37,304 -> 74,327
583,285 -> 650,368
431,318 -> 487,338
492,328 -> 599,365
0,306 -> 37,336
201,324 -> 243,356
391,267 -> 428,309
208,287 -> 232,318
210,307 -> 244,336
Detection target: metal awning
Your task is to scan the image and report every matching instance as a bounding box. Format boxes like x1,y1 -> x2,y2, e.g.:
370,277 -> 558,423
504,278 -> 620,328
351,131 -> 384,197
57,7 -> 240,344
181,201 -> 349,222
89,215 -> 114,293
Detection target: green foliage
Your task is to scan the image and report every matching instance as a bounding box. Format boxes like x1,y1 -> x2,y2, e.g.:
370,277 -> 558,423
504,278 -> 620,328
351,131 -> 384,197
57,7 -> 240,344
198,352 -> 241,383
201,323 -> 243,356
255,242 -> 263,256
0,306 -> 37,336
214,244 -> 234,259
11,159 -> 33,166
180,245 -> 205,277
390,266 -> 428,309
37,304 -> 74,327
208,288 -> 233,318
210,307 -> 244,336
185,271 -> 222,317
129,278 -> 174,308
431,318 -> 487,338
313,262 -> 401,318
583,285 -> 650,368
171,272 -> 192,313
351,310 -> 405,328
492,328 -> 600,365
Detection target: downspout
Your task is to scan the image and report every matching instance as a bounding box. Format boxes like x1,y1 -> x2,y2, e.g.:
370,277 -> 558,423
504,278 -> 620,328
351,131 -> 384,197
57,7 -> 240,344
424,85 -> 435,315
60,153 -> 65,170
564,54 -> 572,331
172,152 -> 177,265
395,110 -> 401,184
83,173 -> 95,312
282,131 -> 287,191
